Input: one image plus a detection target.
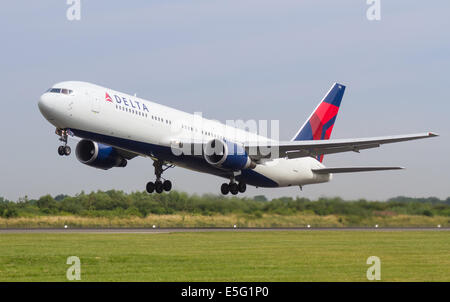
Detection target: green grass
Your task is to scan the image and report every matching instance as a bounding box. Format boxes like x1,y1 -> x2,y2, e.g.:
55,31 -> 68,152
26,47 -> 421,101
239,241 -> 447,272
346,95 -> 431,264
0,231 -> 449,281
1,213 -> 448,228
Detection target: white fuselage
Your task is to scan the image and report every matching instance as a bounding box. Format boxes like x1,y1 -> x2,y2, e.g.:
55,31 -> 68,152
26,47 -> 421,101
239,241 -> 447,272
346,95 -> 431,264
38,81 -> 331,188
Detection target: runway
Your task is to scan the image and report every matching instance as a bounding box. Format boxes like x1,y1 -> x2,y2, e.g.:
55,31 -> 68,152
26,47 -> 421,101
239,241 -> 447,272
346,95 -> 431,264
0,227 -> 448,234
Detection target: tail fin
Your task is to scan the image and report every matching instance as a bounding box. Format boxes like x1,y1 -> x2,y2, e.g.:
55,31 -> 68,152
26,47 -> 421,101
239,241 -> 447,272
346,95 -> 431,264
291,83 -> 345,162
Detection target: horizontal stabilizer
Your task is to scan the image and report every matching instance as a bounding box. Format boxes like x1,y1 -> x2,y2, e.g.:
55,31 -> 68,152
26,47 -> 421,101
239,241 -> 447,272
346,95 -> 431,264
312,166 -> 404,174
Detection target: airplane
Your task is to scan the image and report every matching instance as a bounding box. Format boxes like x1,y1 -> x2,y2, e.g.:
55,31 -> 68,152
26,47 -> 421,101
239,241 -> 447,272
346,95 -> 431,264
38,81 -> 438,195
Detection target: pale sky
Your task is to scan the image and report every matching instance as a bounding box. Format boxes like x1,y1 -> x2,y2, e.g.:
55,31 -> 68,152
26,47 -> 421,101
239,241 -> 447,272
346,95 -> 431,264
0,1 -> 448,201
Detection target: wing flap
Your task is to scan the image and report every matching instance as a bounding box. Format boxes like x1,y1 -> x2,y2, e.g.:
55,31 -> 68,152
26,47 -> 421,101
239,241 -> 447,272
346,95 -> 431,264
285,143 -> 381,159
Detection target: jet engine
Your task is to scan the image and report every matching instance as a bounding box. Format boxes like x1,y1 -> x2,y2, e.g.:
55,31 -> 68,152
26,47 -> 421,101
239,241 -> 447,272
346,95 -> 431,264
75,139 -> 127,170
203,139 -> 256,171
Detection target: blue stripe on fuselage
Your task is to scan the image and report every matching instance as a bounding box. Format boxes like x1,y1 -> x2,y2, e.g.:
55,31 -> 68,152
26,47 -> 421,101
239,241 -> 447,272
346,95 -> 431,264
70,129 -> 279,188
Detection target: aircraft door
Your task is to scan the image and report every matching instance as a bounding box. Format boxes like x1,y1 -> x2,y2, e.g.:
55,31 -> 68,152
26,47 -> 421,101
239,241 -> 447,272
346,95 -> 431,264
91,92 -> 101,114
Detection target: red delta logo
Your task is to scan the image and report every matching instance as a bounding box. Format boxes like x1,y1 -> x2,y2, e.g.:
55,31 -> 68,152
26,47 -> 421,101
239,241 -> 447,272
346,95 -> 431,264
105,92 -> 113,102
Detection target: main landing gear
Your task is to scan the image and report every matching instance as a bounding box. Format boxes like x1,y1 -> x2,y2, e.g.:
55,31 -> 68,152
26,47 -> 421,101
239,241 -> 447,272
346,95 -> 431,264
56,129 -> 71,156
146,160 -> 174,194
220,179 -> 246,195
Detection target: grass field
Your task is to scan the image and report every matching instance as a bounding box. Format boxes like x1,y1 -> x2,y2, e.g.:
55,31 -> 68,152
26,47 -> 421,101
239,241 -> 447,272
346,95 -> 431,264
0,213 -> 448,228
0,231 -> 449,281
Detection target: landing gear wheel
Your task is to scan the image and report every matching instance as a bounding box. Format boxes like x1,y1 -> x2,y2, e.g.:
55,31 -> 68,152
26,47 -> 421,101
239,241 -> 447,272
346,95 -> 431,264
155,180 -> 164,194
64,146 -> 71,156
163,180 -> 172,192
58,146 -> 65,156
146,160 -> 175,194
221,183 -> 229,195
146,182 -> 155,193
229,183 -> 239,195
56,129 -> 71,156
238,182 -> 246,193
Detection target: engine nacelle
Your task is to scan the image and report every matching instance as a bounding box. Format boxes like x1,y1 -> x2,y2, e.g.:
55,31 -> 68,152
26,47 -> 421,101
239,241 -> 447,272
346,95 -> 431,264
75,139 -> 127,170
203,139 -> 256,171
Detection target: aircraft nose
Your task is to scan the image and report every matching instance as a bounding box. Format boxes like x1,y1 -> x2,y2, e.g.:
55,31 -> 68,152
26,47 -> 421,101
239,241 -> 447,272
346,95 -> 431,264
38,93 -> 55,120
38,93 -> 52,109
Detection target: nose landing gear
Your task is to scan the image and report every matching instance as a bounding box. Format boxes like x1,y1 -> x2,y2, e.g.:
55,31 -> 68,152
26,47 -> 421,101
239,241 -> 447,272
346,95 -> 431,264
57,145 -> 71,156
146,160 -> 174,194
56,129 -> 71,156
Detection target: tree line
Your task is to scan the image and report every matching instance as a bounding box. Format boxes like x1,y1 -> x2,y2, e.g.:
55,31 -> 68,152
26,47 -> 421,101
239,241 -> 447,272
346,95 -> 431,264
0,191 -> 449,218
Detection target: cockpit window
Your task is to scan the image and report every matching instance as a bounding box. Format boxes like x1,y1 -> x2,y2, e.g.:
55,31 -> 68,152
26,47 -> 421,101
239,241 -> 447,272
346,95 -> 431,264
47,88 -> 73,95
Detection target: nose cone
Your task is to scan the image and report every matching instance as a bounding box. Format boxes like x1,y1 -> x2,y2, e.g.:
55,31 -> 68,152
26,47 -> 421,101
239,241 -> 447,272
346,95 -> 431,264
38,93 -> 56,120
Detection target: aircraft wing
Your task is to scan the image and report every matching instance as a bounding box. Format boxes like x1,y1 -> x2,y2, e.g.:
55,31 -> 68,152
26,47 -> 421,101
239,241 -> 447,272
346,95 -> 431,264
312,166 -> 403,174
115,147 -> 140,160
245,132 -> 438,160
